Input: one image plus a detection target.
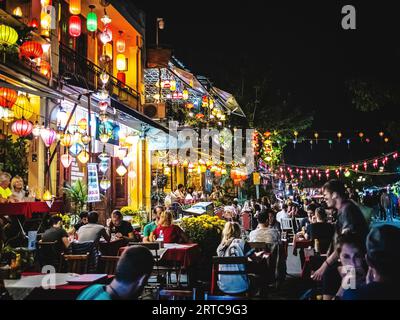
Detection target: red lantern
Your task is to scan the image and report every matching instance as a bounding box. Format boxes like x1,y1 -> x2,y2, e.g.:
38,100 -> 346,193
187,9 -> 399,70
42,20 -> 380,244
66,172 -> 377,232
0,87 -> 18,109
11,119 -> 33,137
20,41 -> 43,60
117,72 -> 126,85
69,15 -> 81,38
29,18 -> 39,28
40,60 -> 51,78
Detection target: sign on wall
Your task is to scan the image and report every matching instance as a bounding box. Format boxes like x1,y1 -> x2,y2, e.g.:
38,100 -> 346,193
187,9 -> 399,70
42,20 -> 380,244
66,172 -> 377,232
87,163 -> 101,203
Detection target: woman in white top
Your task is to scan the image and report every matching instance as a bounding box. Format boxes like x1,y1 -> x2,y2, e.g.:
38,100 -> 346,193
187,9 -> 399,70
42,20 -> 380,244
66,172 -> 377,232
10,176 -> 27,202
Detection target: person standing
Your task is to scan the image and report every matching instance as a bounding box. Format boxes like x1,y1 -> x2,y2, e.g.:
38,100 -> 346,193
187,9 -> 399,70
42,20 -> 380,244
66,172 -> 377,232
380,189 -> 391,222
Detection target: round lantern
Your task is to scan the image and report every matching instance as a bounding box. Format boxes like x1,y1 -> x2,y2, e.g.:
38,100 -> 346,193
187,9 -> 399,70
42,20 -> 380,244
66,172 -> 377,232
40,10 -> 51,32
87,5 -> 97,32
40,60 -> 51,78
69,0 -> 81,15
99,25 -> 112,44
69,15 -> 81,38
0,24 -> 18,47
100,176 -> 111,190
116,31 -> 125,53
29,18 -> 39,29
77,149 -> 89,164
40,127 -> 56,147
116,54 -> 126,71
61,153 -> 73,168
13,94 -> 33,119
182,90 -> 189,100
0,87 -> 18,109
60,132 -> 74,147
170,80 -> 176,92
20,41 -> 43,60
11,119 -> 33,137
117,72 -> 125,84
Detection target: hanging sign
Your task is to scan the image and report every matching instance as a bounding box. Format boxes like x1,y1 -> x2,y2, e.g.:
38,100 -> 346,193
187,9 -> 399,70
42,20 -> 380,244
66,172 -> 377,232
87,163 -> 101,202
253,172 -> 260,185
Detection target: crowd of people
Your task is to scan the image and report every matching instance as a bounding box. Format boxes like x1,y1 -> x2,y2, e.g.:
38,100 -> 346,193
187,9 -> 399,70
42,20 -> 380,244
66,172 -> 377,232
0,172 -> 33,204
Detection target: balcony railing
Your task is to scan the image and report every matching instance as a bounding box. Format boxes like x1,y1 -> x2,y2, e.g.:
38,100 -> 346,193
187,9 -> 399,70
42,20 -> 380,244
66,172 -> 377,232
58,42 -> 140,110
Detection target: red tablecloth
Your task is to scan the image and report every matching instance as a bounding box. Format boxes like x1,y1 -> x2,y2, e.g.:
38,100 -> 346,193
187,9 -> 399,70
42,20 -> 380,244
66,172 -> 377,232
0,201 -> 64,218
118,243 -> 201,269
292,237 -> 312,255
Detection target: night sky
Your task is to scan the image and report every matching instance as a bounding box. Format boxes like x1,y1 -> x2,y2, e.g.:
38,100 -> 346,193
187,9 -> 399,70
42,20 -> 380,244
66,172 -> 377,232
132,0 -> 400,167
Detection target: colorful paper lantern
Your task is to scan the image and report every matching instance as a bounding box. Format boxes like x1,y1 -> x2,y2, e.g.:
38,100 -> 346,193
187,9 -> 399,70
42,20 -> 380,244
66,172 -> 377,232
40,10 -> 51,33
77,149 -> 89,164
87,5 -> 97,32
69,0 -> 81,15
69,143 -> 83,156
80,134 -> 91,145
116,31 -> 126,53
98,101 -> 108,112
60,132 -> 74,147
69,15 -> 81,38
170,80 -> 176,92
99,25 -> 112,44
78,118 -> 87,131
116,164 -> 127,176
100,176 -> 111,190
12,94 -> 33,119
11,119 -> 33,137
1,108 -> 14,123
0,87 -> 18,108
61,153 -> 73,168
182,89 -> 189,100
99,132 -> 110,143
99,161 -> 108,174
40,60 -> 51,78
0,24 -> 18,47
20,41 -> 43,60
100,72 -> 109,85
40,127 -> 56,147
116,54 -> 126,71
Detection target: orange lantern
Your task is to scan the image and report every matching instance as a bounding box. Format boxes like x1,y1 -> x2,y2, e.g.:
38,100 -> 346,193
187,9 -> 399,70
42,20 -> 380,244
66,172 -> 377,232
69,0 -> 81,15
19,41 -> 43,60
116,31 -> 125,53
40,60 -> 51,77
0,87 -> 18,109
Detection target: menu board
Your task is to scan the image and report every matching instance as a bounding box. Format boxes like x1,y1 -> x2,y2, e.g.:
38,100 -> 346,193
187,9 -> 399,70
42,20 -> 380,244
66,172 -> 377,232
87,163 -> 101,203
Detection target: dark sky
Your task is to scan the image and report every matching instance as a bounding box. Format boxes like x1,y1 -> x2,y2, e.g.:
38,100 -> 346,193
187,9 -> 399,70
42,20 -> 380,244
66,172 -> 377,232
132,0 -> 400,166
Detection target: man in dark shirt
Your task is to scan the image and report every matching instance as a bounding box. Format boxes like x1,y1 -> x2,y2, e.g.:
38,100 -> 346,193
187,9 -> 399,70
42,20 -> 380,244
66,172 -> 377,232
41,215 -> 70,250
107,210 -> 136,241
311,180 -> 368,284
73,211 -> 89,232
343,225 -> 400,300
307,207 -> 335,254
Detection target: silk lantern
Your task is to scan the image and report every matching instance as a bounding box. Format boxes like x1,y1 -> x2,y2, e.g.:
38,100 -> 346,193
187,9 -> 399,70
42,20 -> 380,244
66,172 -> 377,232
13,94 -> 33,119
11,119 -> 33,137
0,87 -> 18,109
87,5 -> 97,32
40,127 -> 56,147
69,0 -> 81,15
69,15 -> 81,38
61,153 -> 73,168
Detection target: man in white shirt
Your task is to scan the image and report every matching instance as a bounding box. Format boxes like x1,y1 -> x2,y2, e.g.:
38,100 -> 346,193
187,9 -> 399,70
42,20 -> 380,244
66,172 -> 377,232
276,204 -> 289,224
249,210 -> 281,244
173,184 -> 185,201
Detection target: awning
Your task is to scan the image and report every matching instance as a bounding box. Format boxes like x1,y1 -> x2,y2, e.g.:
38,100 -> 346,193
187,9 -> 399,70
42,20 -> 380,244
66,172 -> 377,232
210,87 -> 246,117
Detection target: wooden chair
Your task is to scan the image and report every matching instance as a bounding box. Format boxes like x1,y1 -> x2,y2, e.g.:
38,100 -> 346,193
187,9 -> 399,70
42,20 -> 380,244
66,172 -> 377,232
37,241 -> 61,271
98,256 -> 119,275
59,253 -> 89,274
211,256 -> 249,296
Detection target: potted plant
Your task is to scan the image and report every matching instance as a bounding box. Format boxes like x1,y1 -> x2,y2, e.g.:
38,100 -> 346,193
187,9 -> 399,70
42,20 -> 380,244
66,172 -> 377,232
120,206 -> 148,230
63,180 -> 88,216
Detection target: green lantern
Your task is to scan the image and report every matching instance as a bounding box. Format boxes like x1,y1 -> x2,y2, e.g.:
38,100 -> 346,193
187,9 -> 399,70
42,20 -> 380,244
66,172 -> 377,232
87,5 -> 97,32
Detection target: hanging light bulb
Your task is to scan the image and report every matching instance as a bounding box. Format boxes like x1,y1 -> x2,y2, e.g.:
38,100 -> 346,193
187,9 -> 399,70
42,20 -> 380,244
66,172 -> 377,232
61,153 -> 73,168
100,176 -> 111,190
116,164 -> 127,176
77,149 -> 89,164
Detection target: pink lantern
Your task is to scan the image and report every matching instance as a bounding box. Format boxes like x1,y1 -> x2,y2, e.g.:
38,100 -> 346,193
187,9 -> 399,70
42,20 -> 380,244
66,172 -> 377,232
40,127 -> 57,147
11,119 -> 33,137
61,153 -> 73,168
99,25 -> 112,44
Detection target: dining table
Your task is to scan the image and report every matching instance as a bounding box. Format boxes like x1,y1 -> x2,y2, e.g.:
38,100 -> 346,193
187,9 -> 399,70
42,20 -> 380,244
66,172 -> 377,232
2,272 -> 112,300
0,201 -> 64,219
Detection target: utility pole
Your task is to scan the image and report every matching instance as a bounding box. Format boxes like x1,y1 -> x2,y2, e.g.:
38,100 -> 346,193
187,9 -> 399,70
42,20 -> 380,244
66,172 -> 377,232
250,86 -> 260,128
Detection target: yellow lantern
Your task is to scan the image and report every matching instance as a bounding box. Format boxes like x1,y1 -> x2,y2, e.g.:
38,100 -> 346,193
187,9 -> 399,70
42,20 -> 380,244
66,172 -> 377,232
40,10 -> 51,30
116,54 -> 126,71
116,164 -> 127,176
42,190 -> 52,201
12,7 -> 23,18
200,165 -> 207,173
2,108 -> 14,123
60,132 -> 74,147
206,160 -> 213,167
69,0 -> 81,15
170,80 -> 176,92
0,24 -> 19,47
182,159 -> 188,167
77,149 -> 89,164
182,89 -> 189,100
13,94 -> 33,119
40,0 -> 50,6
